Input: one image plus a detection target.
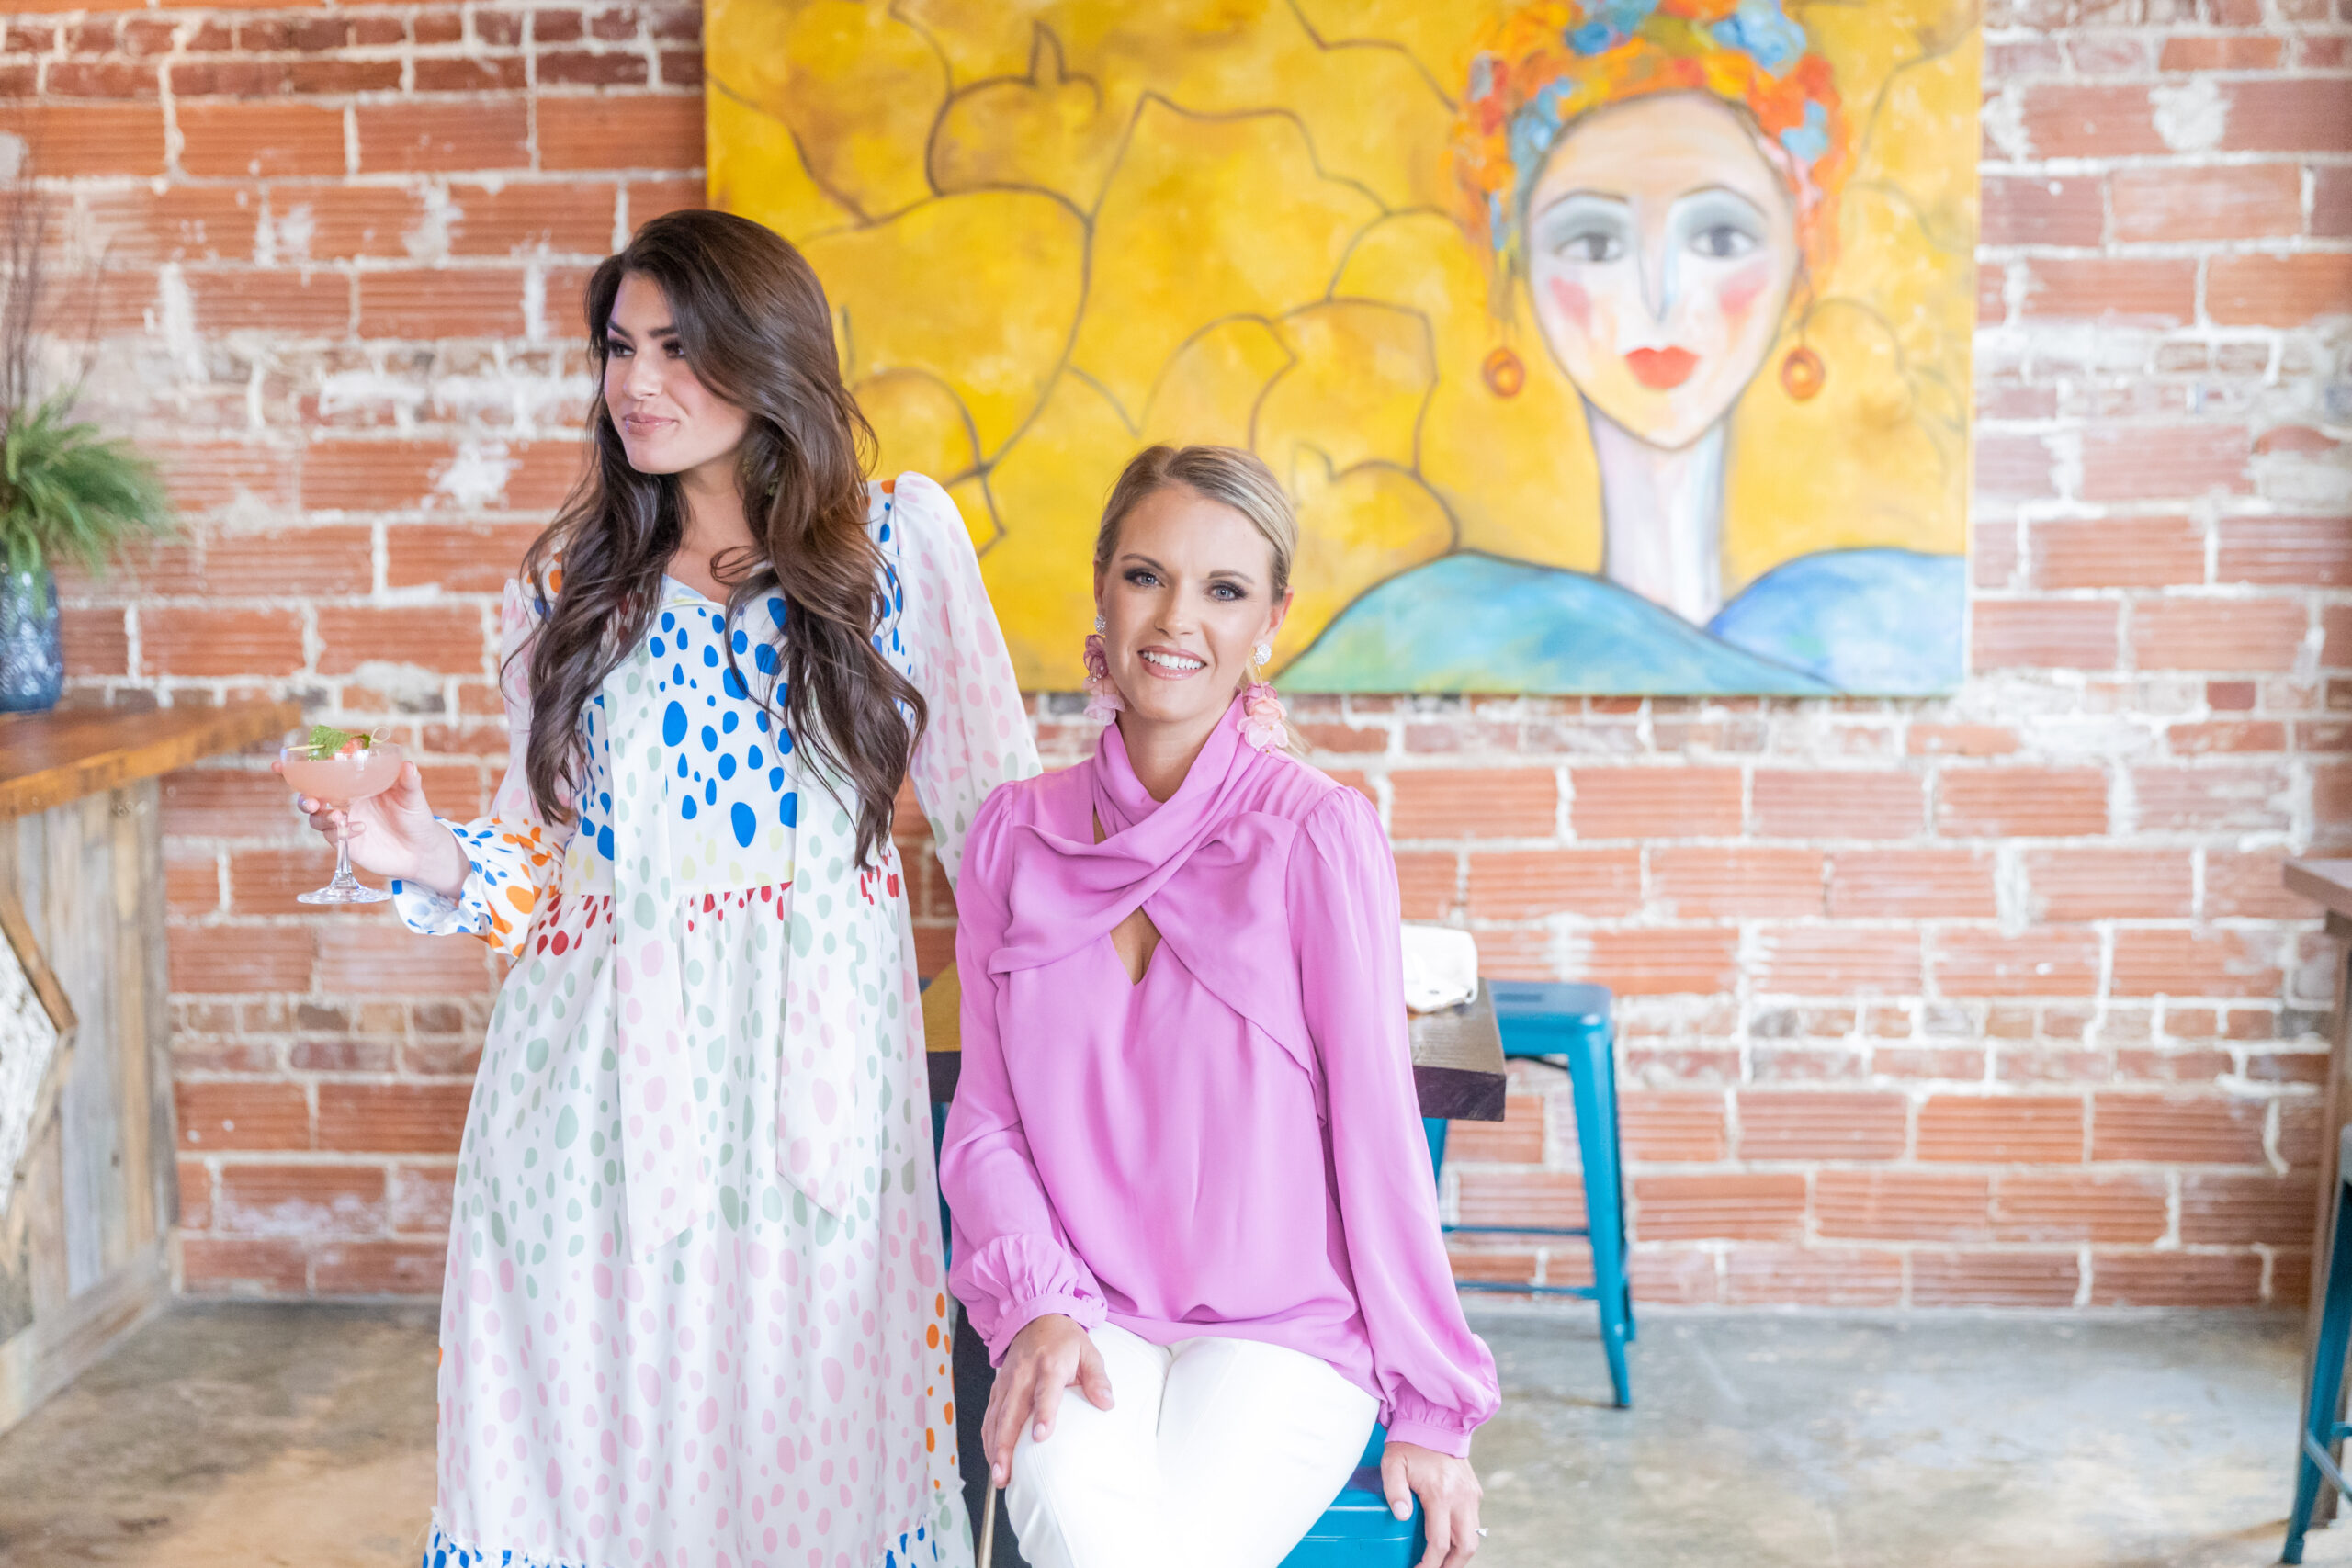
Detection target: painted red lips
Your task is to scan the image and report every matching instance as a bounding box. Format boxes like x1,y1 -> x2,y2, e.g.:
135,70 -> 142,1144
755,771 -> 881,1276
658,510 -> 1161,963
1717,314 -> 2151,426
1624,346 -> 1699,390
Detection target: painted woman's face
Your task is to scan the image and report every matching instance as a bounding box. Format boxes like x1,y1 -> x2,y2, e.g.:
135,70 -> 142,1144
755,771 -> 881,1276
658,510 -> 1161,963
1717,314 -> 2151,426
1524,92 -> 1801,452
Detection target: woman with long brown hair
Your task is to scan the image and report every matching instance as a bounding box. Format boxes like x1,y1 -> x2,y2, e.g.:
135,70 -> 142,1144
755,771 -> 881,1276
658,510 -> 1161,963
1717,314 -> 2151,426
280,209 -> 1034,1568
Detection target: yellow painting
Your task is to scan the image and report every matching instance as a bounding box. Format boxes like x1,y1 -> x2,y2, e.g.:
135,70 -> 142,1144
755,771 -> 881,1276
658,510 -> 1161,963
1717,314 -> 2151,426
706,0 -> 1980,694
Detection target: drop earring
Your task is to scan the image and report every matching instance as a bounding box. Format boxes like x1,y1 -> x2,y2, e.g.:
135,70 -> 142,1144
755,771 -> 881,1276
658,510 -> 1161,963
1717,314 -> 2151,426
1082,612 -> 1121,723
1781,344 -> 1826,401
1781,275 -> 1826,401
1482,345 -> 1524,399
1238,650 -> 1288,755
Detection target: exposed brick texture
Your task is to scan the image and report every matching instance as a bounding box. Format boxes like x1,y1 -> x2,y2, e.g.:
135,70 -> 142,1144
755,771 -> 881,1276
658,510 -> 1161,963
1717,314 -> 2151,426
11,3 -> 2346,1305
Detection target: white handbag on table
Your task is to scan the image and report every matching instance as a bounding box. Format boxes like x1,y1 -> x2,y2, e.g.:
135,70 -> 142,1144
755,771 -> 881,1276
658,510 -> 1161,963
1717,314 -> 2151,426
1398,923 -> 1479,1014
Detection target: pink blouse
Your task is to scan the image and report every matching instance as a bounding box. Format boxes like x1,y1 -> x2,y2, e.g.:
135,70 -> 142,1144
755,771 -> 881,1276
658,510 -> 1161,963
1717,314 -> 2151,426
939,694 -> 1499,1456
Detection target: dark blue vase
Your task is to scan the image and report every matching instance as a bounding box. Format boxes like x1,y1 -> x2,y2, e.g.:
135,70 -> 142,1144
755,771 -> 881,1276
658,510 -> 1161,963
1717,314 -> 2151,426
0,570 -> 64,713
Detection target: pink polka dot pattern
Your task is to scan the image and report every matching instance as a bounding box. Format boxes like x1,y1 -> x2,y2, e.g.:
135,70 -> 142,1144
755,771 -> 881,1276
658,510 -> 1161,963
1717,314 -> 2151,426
393,477 -> 1040,1568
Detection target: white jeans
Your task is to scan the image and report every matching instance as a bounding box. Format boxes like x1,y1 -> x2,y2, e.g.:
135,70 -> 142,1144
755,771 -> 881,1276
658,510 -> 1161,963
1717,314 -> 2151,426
1004,1323 -> 1381,1568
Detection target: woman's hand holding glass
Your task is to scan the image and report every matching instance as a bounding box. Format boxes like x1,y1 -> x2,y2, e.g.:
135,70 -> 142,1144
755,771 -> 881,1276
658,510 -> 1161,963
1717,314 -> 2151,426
276,757 -> 470,902
982,1313 -> 1116,1487
1383,1440 -> 1483,1568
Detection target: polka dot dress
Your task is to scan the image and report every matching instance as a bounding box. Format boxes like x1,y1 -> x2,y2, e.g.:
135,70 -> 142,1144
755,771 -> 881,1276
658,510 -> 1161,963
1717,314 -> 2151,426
394,475 -> 1038,1568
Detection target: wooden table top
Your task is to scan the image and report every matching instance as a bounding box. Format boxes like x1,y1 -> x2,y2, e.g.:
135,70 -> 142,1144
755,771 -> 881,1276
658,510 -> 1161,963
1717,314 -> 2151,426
0,699 -> 301,817
2287,859 -> 2352,922
919,964 -> 1509,1122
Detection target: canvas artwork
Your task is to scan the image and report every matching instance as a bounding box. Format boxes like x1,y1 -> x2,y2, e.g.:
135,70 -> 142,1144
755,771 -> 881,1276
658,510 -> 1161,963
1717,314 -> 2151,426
706,0 -> 1981,694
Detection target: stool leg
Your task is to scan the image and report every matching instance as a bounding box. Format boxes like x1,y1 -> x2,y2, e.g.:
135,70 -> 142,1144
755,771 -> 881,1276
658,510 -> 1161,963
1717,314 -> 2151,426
1569,1032 -> 1632,1409
1602,1030 -> 1635,1346
2289,1183 -> 2352,1563
1424,1117 -> 1451,1187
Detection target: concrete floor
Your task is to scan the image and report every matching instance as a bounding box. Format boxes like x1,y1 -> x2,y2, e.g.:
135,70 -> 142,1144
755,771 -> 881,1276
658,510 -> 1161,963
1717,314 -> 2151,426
0,1303 -> 438,1567
0,1301 -> 2344,1568
1471,1302 -> 2352,1568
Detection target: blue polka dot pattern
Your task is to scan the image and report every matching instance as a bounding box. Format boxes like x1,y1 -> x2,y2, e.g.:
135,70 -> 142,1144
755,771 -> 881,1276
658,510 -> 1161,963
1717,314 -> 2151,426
390,508 -> 920,938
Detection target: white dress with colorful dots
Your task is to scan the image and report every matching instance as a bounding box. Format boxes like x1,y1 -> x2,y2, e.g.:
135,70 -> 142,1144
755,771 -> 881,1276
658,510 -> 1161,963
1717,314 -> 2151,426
392,474 -> 1036,1568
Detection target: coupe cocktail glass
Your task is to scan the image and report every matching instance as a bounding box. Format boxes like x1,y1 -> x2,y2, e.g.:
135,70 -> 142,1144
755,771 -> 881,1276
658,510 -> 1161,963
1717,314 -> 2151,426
280,739 -> 405,905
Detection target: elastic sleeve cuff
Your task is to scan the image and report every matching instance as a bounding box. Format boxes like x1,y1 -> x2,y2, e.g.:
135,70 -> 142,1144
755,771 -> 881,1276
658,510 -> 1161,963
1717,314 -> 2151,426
982,1293 -> 1107,1366
390,876 -> 469,934
1380,1414 -> 1476,1460
390,821 -> 494,936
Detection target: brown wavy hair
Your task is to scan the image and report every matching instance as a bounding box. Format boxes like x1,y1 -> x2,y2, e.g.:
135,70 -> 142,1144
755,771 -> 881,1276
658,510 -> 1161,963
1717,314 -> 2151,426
515,209 -> 923,866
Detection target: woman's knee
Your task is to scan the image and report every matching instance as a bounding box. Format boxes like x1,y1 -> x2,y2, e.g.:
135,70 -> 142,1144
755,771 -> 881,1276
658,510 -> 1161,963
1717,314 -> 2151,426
1002,1403 -> 1153,1568
1001,1327 -> 1169,1565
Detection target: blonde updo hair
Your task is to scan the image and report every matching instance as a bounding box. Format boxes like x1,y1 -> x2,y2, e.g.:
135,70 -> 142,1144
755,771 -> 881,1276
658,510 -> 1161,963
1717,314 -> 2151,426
1093,444 -> 1297,598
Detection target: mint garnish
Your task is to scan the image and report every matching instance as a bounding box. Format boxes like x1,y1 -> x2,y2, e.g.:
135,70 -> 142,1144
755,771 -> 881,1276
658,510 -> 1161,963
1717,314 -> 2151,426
303,724 -> 371,761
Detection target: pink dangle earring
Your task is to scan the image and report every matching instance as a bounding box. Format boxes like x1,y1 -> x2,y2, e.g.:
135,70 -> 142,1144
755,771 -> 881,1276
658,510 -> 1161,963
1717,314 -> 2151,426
1238,639 -> 1288,754
1082,613 -> 1124,723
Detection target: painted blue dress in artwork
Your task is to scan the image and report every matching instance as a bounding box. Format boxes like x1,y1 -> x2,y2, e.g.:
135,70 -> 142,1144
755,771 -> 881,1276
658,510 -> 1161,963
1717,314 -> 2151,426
1282,547 -> 1965,696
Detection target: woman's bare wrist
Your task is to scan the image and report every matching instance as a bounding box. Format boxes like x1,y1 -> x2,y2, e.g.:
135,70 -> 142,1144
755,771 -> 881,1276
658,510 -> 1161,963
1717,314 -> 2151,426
419,825 -> 471,902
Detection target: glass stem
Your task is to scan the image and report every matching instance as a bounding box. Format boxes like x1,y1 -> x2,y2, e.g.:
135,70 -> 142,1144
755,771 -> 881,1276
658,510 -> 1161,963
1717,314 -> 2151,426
333,809 -> 359,887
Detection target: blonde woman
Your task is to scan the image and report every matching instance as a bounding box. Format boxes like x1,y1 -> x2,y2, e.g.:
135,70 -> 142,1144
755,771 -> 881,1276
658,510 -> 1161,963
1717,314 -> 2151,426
941,446 -> 1498,1568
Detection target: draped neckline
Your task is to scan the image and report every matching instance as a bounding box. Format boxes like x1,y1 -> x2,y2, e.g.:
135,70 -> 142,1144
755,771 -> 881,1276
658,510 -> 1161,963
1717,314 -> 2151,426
992,691 -> 1260,976
989,687 -> 1323,1087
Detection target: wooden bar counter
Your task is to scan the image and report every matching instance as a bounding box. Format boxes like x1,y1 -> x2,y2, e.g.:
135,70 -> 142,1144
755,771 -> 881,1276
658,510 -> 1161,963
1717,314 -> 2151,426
2289,858 -> 2352,1524
2290,859 -> 2352,1262
0,698 -> 298,1438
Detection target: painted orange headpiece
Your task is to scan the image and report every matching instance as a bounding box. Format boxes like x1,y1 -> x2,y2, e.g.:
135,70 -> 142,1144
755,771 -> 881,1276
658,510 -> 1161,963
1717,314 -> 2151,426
1456,0 -> 1851,294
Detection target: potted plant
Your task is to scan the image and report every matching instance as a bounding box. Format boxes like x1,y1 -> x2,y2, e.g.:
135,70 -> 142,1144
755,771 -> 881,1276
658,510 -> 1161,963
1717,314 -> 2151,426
0,151 -> 175,713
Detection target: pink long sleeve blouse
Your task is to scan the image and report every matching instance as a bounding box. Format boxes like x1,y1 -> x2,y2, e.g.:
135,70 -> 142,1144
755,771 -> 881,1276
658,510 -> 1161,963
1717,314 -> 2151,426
939,694 -> 1500,1456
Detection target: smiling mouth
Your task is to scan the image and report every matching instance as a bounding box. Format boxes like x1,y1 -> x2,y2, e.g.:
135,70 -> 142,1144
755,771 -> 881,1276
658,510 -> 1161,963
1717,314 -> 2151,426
1624,347 -> 1699,390
621,412 -> 673,434
1138,649 -> 1207,678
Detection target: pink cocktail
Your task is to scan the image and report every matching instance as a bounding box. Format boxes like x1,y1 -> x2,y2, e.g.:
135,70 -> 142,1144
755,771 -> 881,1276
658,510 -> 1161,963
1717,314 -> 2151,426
281,740 -> 405,904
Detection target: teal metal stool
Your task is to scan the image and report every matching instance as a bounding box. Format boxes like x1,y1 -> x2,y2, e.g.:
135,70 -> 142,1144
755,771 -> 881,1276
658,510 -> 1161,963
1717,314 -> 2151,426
2285,1123 -> 2352,1562
1424,979 -> 1633,1409
1277,1425 -> 1423,1566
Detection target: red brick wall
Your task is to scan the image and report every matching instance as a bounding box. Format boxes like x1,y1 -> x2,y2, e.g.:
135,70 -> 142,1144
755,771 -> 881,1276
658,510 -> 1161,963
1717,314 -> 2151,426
10,1 -> 2351,1307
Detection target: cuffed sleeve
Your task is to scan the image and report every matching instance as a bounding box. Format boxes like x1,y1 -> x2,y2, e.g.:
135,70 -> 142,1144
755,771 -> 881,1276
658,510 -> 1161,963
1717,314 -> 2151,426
389,576 -> 571,959
887,472 -> 1040,889
938,788 -> 1104,1364
1291,788 -> 1500,1450
1380,1398 -> 1478,1460
954,1234 -> 1108,1362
